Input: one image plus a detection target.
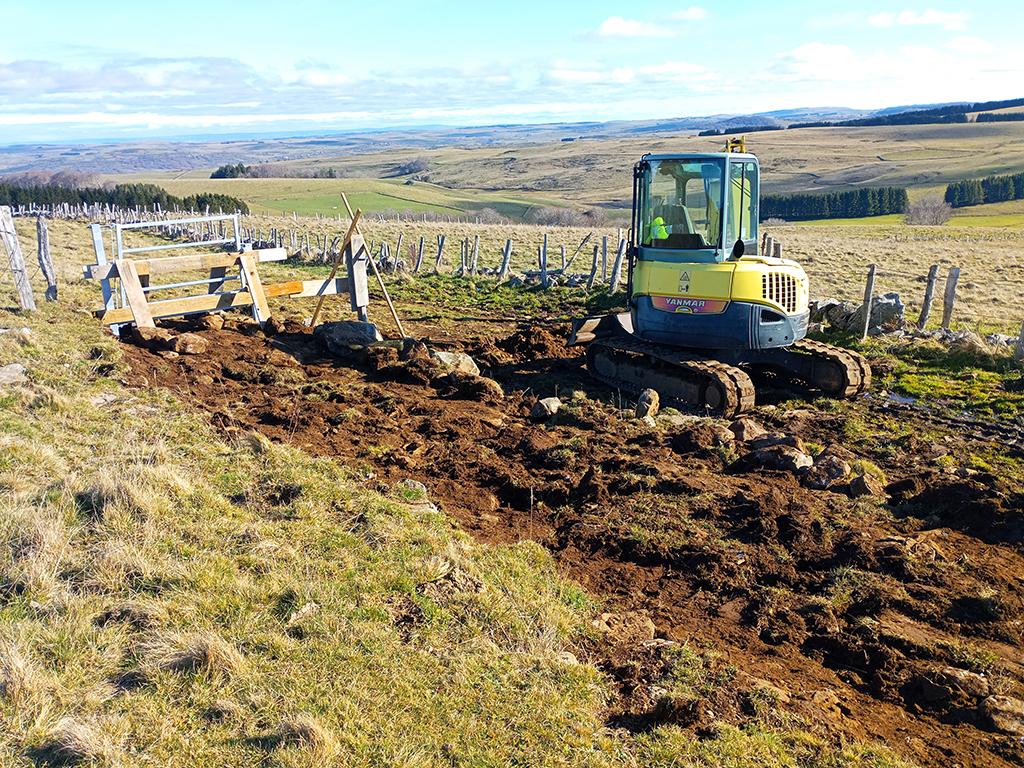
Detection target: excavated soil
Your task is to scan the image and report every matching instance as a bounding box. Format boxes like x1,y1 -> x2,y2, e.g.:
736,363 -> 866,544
118,317 -> 1024,768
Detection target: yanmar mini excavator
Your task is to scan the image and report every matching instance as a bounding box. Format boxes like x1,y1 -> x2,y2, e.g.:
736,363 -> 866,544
569,140 -> 870,418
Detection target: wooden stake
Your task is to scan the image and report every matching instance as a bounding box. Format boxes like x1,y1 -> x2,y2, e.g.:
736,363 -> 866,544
310,209 -> 362,329
609,239 -> 627,293
1014,321 -> 1024,363
498,239 -> 513,281
586,245 -> 599,290
941,267 -> 960,329
0,206 -> 37,311
36,215 -> 57,301
860,263 -> 877,341
916,264 -> 939,330
340,194 -> 407,338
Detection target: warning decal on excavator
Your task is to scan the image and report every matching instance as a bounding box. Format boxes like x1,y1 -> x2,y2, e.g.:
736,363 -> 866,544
678,271 -> 691,294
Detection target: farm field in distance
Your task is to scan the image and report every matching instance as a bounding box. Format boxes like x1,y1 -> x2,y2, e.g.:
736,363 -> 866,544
2,118 -> 1024,767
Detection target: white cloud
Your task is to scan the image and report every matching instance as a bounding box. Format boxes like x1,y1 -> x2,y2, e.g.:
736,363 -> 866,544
868,12 -> 895,26
546,66 -> 636,84
594,16 -> 675,38
943,36 -> 995,54
671,7 -> 709,21
636,61 -> 713,81
896,9 -> 971,30
769,42 -> 859,80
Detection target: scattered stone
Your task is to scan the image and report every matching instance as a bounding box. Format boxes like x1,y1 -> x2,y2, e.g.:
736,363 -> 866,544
640,415 -> 657,429
530,397 -> 561,420
811,688 -> 846,717
635,388 -> 660,419
0,362 -> 28,385
556,651 -> 579,665
850,473 -> 886,498
157,350 -> 180,359
313,321 -> 384,356
939,667 -> 990,699
981,695 -> 1024,736
130,326 -> 175,349
749,432 -> 807,453
847,292 -> 906,333
729,417 -> 766,442
710,425 -> 734,446
591,611 -> 656,646
197,313 -> 225,331
169,333 -> 209,355
429,350 -> 480,376
817,443 -> 855,462
804,455 -> 851,490
747,445 -> 813,473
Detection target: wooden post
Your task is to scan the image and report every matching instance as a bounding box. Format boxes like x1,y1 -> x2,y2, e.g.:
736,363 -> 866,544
609,239 -> 626,293
310,210 -> 363,328
498,239 -> 513,282
586,245 -> 600,290
395,234 -> 404,272
916,264 -> 939,330
540,234 -> 549,289
340,194 -> 406,336
1014,321 -> 1024,363
414,236 -> 425,273
941,267 -> 960,329
860,264 -> 877,341
434,234 -> 446,272
764,235 -> 774,258
601,236 -> 608,281
36,215 -> 57,301
470,234 -> 479,276
772,241 -> 782,259
0,206 -> 37,310
560,245 -> 565,271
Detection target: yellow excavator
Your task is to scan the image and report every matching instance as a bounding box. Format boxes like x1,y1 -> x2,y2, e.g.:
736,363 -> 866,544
569,140 -> 870,417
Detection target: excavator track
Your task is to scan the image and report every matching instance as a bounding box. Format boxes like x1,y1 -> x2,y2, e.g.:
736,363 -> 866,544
586,336 -> 756,419
785,338 -> 872,397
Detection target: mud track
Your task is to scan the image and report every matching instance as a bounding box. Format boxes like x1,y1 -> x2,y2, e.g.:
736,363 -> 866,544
119,318 -> 1024,768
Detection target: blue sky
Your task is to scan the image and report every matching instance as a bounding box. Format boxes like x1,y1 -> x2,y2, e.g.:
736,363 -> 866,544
0,0 -> 1021,143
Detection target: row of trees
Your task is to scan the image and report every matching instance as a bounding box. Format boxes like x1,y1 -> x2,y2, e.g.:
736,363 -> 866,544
944,172 -> 1024,208
976,112 -> 1024,122
761,187 -> 909,221
211,162 -> 348,179
0,181 -> 249,215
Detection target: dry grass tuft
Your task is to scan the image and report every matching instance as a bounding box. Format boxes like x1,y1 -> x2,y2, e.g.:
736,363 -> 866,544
274,714 -> 340,758
35,716 -> 117,766
0,499 -> 75,597
143,630 -> 246,678
0,637 -> 42,709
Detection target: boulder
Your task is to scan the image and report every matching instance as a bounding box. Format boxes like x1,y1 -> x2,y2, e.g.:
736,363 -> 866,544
429,350 -> 480,376
130,326 -> 175,349
749,432 -> 807,454
747,445 -> 813,473
635,388 -> 660,419
804,455 -> 851,490
850,473 -> 886,498
939,667 -> 990,699
845,292 -> 906,333
313,321 -> 384,355
729,417 -> 766,442
981,695 -> 1024,735
530,397 -> 561,420
197,313 -> 225,331
0,362 -> 28,385
169,333 -> 209,355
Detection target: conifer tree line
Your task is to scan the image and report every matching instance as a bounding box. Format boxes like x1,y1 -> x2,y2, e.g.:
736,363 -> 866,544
0,182 -> 249,215
760,187 -> 908,221
944,172 -> 1024,207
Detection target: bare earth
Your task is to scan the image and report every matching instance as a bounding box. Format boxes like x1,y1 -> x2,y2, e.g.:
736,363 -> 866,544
117,316 -> 1024,768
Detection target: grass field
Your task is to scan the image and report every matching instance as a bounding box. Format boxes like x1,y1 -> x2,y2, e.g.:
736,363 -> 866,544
0,217 -> 930,768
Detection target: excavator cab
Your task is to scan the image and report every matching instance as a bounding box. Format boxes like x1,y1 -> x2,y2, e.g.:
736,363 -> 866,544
628,150 -> 807,350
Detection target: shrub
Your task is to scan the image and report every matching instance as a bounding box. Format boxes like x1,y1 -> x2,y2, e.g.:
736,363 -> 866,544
904,194 -> 952,225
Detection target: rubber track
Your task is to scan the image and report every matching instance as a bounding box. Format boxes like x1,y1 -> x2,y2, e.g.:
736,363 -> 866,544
791,338 -> 872,397
586,337 -> 756,418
